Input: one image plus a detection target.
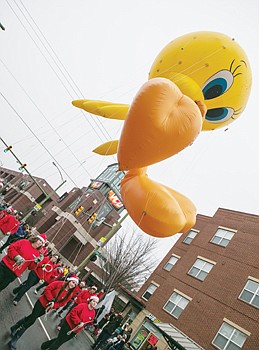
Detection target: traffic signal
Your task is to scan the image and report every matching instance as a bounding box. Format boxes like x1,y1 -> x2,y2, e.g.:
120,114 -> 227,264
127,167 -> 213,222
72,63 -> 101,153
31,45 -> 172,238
4,145 -> 12,153
89,253 -> 97,262
19,164 -> 27,171
87,213 -> 97,224
74,205 -> 84,216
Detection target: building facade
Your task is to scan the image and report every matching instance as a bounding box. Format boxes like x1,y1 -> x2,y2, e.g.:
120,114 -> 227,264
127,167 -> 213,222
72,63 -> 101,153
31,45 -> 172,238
0,164 -> 125,274
132,208 -> 259,350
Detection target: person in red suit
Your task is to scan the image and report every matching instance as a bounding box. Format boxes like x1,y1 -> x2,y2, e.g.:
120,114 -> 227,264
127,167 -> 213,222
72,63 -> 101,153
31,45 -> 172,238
34,265 -> 64,294
0,210 -> 20,242
74,285 -> 99,305
12,252 -> 59,304
57,280 -> 86,317
41,295 -> 99,350
9,276 -> 79,349
56,284 -> 99,330
0,235 -> 45,292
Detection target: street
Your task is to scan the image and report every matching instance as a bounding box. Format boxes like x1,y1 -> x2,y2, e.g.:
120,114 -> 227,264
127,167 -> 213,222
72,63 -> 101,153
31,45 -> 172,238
0,249 -> 95,350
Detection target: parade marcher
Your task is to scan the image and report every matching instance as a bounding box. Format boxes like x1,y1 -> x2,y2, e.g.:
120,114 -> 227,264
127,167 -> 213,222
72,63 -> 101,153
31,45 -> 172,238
57,280 -> 86,317
40,295 -> 99,350
0,210 -> 20,243
75,285 -> 100,305
56,283 -> 98,330
9,277 -> 79,350
12,250 -> 59,305
34,265 -> 64,294
39,240 -> 53,257
0,235 -> 45,292
0,223 -> 29,254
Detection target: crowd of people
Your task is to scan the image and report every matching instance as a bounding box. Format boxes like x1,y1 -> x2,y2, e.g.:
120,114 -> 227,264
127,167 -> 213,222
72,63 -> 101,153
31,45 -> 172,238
0,205 -> 133,350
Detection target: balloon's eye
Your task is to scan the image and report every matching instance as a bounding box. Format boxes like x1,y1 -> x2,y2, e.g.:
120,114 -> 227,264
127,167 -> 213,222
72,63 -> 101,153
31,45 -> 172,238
205,107 -> 234,123
202,70 -> 234,100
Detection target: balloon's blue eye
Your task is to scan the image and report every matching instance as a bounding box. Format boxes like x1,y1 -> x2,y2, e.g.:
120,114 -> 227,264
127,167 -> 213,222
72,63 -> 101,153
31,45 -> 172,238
205,107 -> 234,123
202,70 -> 234,100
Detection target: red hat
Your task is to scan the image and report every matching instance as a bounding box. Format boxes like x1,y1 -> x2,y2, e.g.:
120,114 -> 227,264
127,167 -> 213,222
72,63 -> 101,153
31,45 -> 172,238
89,295 -> 99,303
37,233 -> 47,243
90,285 -> 98,291
6,207 -> 14,214
67,275 -> 79,284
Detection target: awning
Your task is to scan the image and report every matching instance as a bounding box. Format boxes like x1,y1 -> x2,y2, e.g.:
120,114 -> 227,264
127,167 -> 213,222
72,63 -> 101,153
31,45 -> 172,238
149,321 -> 204,350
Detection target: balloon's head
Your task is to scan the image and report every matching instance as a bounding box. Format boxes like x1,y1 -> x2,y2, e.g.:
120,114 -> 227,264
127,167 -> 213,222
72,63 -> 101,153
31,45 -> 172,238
149,31 -> 252,131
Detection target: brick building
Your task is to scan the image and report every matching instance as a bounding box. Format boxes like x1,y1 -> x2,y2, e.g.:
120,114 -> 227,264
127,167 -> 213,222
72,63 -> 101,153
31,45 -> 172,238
0,164 -> 125,278
130,208 -> 259,350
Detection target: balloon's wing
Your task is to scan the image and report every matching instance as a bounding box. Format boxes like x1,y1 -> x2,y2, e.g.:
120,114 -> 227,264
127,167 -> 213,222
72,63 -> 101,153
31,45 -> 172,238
93,140 -> 119,155
72,100 -> 129,120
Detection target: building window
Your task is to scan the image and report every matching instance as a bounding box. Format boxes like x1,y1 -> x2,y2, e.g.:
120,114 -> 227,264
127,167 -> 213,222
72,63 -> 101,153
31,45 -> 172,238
182,229 -> 198,244
239,278 -> 259,308
142,283 -> 158,301
163,255 -> 180,271
212,322 -> 248,350
188,257 -> 214,281
163,291 -> 190,319
210,227 -> 235,247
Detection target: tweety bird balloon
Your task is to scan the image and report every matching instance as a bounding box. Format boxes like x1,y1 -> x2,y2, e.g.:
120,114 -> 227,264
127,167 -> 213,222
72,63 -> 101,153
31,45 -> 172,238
72,31 -> 252,238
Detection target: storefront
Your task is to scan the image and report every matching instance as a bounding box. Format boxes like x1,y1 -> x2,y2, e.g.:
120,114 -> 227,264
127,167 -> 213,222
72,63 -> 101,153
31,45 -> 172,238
130,315 -> 204,350
130,319 -> 162,350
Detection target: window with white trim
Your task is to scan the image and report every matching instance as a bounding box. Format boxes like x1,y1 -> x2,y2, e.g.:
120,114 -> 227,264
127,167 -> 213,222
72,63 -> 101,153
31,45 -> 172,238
182,230 -> 198,244
188,258 -> 214,281
163,291 -> 190,319
239,279 -> 259,308
163,255 -> 180,271
141,283 -> 158,301
210,228 -> 235,247
212,322 -> 248,349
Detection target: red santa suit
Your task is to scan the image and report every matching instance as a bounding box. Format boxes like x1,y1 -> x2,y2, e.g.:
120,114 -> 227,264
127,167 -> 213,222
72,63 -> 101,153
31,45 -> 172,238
0,213 -> 20,235
66,303 -> 96,333
2,239 -> 41,277
39,280 -> 75,309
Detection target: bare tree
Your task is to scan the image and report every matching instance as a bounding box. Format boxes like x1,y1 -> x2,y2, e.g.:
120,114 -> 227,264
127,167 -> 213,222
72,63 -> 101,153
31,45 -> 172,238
99,230 -> 158,292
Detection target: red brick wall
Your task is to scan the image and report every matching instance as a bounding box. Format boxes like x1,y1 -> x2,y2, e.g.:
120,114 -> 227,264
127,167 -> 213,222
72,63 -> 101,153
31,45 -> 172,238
137,209 -> 259,349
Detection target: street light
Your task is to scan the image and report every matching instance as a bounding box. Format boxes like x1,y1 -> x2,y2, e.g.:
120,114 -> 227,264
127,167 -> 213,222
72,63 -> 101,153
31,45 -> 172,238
52,161 -> 64,182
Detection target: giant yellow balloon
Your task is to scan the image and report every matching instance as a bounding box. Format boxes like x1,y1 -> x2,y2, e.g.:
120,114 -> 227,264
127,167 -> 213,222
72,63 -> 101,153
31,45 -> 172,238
72,31 -> 252,238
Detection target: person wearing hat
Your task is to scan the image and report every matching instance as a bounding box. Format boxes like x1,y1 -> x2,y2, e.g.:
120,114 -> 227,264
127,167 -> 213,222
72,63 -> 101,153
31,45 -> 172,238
0,235 -> 45,292
74,285 -> 99,305
9,277 -> 79,349
56,280 -> 86,317
12,253 -> 59,305
41,295 -> 99,350
34,264 -> 63,294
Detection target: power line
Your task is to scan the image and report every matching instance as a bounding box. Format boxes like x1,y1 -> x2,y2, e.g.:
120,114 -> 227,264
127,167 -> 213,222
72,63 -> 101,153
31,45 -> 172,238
6,0 -> 117,145
0,91 -> 80,188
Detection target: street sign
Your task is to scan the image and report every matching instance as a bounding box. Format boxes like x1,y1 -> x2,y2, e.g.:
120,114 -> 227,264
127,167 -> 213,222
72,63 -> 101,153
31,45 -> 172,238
34,203 -> 42,211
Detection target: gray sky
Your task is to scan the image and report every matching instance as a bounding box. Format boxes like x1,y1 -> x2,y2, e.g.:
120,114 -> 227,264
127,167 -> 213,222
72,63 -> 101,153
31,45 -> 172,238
1,0 -> 259,260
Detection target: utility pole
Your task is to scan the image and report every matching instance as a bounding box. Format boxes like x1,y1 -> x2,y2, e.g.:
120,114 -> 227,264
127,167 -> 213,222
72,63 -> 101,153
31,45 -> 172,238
0,137 -> 48,197
0,137 -> 67,220
75,212 -> 129,274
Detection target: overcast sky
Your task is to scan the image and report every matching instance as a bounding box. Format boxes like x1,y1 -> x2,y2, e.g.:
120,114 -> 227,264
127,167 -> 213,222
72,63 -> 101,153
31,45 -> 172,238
1,0 -> 259,260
